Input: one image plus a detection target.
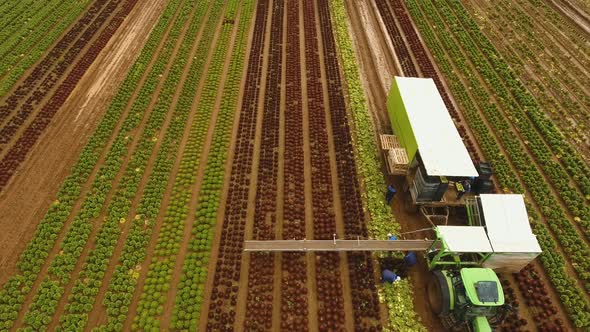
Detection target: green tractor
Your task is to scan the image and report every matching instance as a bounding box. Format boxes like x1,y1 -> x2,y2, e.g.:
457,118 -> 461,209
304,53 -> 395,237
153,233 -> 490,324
421,194 -> 542,331
428,268 -> 509,332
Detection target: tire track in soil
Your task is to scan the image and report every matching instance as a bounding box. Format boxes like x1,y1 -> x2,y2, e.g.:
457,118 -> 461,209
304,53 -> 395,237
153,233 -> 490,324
54,1 -> 215,329
243,0 -> 283,329
202,0 -> 270,329
0,0 -> 139,192
0,0 -> 173,281
8,0 -> 194,328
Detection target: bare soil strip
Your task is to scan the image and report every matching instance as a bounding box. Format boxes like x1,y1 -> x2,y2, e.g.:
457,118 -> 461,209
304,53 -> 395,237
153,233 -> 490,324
9,1 -> 197,329
0,0 -> 170,293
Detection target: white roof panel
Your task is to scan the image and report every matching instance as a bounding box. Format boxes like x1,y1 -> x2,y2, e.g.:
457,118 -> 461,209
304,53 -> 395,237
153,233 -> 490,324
479,194 -> 542,253
395,77 -> 477,177
437,226 -> 493,253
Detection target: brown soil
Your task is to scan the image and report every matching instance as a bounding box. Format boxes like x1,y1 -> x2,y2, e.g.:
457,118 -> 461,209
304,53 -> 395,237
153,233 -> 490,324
0,0 -> 167,287
406,0 -> 577,328
0,0 -> 125,157
549,0 -> 590,34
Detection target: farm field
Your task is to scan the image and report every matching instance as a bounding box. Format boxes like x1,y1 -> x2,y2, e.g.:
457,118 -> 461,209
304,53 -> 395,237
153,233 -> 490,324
0,0 -> 589,331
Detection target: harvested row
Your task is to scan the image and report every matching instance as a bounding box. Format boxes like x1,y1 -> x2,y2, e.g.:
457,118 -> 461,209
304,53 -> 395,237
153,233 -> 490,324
0,0 -> 139,192
405,0 -> 590,327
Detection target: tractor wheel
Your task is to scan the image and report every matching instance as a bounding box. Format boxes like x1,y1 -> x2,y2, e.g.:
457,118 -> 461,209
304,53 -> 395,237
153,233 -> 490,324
428,270 -> 451,315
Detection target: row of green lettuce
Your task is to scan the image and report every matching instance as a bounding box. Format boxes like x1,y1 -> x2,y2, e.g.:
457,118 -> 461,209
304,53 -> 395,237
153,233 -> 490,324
329,1 -> 426,331
0,0 -> 93,95
406,0 -> 590,327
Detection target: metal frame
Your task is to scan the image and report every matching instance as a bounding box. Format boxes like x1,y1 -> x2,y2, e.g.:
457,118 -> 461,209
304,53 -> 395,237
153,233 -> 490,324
427,228 -> 492,270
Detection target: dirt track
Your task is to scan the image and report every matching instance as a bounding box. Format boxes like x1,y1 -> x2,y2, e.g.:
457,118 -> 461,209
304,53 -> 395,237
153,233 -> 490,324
0,0 -> 167,286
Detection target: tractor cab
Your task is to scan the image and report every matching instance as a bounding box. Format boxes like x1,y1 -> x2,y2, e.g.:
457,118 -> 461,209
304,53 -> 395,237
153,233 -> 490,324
429,268 -> 505,332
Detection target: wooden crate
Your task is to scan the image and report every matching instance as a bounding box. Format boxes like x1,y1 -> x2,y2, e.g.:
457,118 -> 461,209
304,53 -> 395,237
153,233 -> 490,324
380,134 -> 401,150
385,147 -> 409,175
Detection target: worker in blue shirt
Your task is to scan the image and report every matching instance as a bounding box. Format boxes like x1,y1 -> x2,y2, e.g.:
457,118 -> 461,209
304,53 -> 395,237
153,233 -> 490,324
385,184 -> 396,204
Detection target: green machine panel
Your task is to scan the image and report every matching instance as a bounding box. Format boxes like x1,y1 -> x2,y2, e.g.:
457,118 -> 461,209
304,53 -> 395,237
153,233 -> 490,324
387,78 -> 418,161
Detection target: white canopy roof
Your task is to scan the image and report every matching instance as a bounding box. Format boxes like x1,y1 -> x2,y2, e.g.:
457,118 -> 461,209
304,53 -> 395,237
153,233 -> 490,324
479,194 -> 542,253
395,77 -> 478,177
437,226 -> 493,253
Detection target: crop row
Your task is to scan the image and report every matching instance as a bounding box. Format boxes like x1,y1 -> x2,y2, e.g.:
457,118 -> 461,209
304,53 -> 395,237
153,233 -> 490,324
373,1 -> 418,76
280,1 -> 308,330
171,1 -> 255,330
433,0 -> 590,284
0,0 -> 65,50
318,1 -> 383,329
243,0 -> 284,329
0,2 -> 185,328
406,0 -> 590,327
0,0 -> 92,95
0,0 -> 116,131
522,0 -> 590,68
468,1 -> 590,156
0,0 -> 35,31
0,0 -> 136,192
330,1 -> 427,330
0,0 -> 112,126
204,0 -> 269,330
303,1 -> 347,330
441,0 -> 590,211
17,0 -> 198,330
101,0 -> 225,328
128,2 -> 230,331
57,1 -> 214,331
